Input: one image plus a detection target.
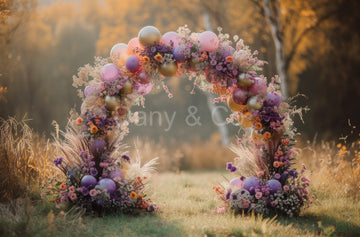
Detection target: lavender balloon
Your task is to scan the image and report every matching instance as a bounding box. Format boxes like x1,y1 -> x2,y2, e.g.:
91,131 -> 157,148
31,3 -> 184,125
266,92 -> 282,107
98,178 -> 116,194
100,63 -> 120,83
243,176 -> 260,194
173,46 -> 186,63
84,85 -> 96,97
110,169 -> 125,180
81,175 -> 97,189
266,179 -> 282,194
125,55 -> 141,73
89,139 -> 106,156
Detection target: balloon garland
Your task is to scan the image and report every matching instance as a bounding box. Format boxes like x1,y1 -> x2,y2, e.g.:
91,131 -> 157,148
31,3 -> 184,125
47,25 -> 311,216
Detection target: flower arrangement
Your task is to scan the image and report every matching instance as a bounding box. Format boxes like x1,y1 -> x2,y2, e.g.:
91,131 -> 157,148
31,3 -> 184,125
45,25 -> 311,216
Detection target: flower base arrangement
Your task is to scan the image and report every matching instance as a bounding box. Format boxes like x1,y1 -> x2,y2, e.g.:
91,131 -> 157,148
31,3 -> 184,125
44,25 -> 311,216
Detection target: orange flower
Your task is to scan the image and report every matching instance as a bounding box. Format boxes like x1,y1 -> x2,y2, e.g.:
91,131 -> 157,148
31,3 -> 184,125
273,161 -> 280,168
282,138 -> 290,145
154,53 -> 163,62
90,125 -> 98,134
254,122 -> 262,130
255,116 -> 261,122
130,191 -> 137,199
275,151 -> 283,156
60,183 -> 67,190
263,132 -> 271,140
142,56 -> 150,63
138,194 -> 143,199
76,117 -> 83,124
225,56 -> 233,62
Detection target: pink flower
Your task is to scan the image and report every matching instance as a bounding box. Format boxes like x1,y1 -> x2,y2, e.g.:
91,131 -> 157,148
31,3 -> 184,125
216,207 -> 227,214
255,192 -> 262,199
283,185 -> 289,191
89,189 -> 97,197
68,186 -> 75,193
257,171 -> 264,177
69,193 -> 77,201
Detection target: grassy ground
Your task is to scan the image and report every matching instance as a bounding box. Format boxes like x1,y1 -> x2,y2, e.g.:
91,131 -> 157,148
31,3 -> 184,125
1,171 -> 359,237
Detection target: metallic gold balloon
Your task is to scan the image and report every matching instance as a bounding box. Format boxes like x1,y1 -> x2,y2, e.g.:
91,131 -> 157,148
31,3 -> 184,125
159,62 -> 178,77
239,112 -> 254,127
138,26 -> 161,46
237,73 -> 253,87
227,97 -> 247,112
105,95 -> 121,111
247,96 -> 263,111
120,80 -> 133,95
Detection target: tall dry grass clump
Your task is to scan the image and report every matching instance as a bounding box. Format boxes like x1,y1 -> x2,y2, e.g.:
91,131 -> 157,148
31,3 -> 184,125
0,117 -> 56,202
300,136 -> 360,200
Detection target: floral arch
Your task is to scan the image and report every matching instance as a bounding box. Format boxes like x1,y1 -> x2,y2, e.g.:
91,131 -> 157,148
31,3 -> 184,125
49,26 -> 311,216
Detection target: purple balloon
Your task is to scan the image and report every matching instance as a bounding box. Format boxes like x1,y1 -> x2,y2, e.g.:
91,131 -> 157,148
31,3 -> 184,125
232,89 -> 248,105
125,55 -> 141,73
81,175 -> 97,189
266,92 -> 282,107
173,46 -> 186,63
243,176 -> 260,194
84,85 -> 96,97
100,63 -> 120,83
89,139 -> 106,157
110,169 -> 125,180
98,178 -> 116,194
266,179 -> 282,194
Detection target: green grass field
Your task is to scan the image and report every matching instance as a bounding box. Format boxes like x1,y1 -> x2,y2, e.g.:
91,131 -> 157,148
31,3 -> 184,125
1,171 -> 359,237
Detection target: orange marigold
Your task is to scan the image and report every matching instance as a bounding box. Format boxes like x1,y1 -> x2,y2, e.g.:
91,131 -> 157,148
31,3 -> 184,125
76,117 -> 83,124
225,56 -> 233,62
130,191 -> 137,199
60,183 -> 67,190
254,122 -> 262,130
263,131 -> 271,140
154,53 -> 163,62
142,56 -> 150,63
90,125 -> 98,134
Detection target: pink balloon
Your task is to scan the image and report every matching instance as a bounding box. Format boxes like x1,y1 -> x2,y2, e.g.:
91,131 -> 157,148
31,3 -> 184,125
100,63 -> 120,83
249,77 -> 267,96
230,177 -> 244,189
128,37 -> 142,55
161,31 -> 180,48
199,31 -> 219,52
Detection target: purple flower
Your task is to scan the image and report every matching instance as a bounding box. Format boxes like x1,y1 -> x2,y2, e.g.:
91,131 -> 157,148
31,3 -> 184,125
90,168 -> 98,176
230,166 -> 237,172
226,189 -> 232,200
54,157 -> 63,167
210,60 -> 217,66
232,194 -> 237,200
274,173 -> 281,179
121,154 -> 130,162
226,162 -> 232,170
89,161 -> 95,167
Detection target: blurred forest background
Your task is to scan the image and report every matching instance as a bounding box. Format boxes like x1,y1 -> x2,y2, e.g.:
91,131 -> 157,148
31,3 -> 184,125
1,0 -> 360,144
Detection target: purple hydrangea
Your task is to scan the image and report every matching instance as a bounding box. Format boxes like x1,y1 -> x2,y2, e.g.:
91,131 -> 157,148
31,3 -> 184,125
54,157 -> 63,167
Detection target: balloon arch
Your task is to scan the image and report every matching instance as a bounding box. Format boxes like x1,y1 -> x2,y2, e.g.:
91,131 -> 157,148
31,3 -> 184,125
49,26 -> 311,217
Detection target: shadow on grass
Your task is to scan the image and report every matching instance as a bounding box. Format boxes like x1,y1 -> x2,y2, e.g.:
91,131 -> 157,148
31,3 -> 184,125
277,213 -> 360,237
83,214 -> 182,237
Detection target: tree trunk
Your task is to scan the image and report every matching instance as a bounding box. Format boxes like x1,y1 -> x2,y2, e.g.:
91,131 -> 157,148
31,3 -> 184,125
262,0 -> 289,99
203,11 -> 230,145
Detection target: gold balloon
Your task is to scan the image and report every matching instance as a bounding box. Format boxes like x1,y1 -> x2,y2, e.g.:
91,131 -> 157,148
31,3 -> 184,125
120,80 -> 133,95
138,26 -> 161,46
105,95 -> 121,111
237,73 -> 253,87
239,112 -> 254,127
159,62 -> 178,77
227,97 -> 247,112
247,96 -> 263,111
